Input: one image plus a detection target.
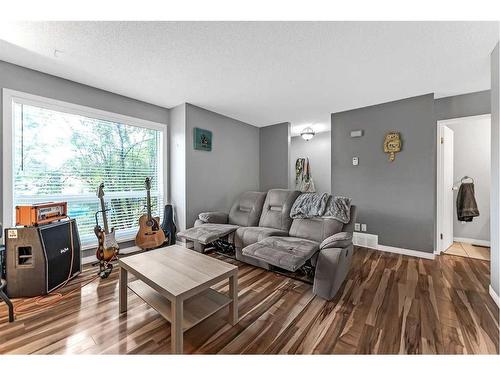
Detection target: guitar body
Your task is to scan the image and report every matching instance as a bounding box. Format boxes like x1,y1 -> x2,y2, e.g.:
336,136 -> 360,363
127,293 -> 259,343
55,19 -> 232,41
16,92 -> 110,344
135,214 -> 166,250
95,225 -> 119,262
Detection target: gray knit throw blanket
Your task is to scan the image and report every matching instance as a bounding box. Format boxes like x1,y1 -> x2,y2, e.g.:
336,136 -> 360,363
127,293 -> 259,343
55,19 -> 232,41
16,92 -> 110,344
290,193 -> 351,224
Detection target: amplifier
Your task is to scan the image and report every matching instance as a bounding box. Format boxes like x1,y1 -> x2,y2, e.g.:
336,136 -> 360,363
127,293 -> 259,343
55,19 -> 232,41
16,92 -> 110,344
16,202 -> 68,226
4,219 -> 81,298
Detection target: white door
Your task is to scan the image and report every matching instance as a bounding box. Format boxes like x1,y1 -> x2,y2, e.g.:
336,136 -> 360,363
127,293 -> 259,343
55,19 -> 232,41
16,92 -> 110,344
440,125 -> 454,252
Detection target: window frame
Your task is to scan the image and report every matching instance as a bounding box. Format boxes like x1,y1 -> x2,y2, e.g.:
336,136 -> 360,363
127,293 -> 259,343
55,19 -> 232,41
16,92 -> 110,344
2,88 -> 168,249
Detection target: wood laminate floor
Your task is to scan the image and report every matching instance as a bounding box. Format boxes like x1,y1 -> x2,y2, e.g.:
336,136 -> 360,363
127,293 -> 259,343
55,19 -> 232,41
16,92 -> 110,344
0,247 -> 498,354
444,241 -> 490,261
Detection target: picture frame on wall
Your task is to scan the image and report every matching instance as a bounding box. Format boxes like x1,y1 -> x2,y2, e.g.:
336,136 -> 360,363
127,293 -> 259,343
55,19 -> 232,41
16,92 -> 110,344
193,127 -> 212,151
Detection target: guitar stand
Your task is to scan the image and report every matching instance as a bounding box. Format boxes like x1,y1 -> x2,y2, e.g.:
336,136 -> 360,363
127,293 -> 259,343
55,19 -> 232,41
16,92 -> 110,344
98,261 -> 113,279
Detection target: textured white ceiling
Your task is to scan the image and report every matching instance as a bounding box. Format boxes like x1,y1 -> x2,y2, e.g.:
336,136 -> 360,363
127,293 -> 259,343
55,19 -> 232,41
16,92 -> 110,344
0,21 -> 498,134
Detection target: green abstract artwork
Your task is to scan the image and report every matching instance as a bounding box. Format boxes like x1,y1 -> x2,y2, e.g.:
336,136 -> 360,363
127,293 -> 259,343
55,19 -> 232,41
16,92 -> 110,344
193,127 -> 212,151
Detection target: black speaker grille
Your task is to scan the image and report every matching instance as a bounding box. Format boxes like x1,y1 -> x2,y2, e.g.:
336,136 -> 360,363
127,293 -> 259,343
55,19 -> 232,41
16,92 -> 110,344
39,220 -> 81,292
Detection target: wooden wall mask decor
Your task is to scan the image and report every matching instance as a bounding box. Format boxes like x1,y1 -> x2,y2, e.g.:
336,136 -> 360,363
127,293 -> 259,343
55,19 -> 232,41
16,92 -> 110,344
383,131 -> 402,161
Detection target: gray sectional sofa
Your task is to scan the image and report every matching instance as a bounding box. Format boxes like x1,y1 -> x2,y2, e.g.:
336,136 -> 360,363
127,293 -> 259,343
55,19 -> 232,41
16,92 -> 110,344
177,189 -> 357,300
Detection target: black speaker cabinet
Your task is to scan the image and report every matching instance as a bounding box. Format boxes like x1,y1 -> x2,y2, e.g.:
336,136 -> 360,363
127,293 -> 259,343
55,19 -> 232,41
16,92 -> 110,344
4,219 -> 81,298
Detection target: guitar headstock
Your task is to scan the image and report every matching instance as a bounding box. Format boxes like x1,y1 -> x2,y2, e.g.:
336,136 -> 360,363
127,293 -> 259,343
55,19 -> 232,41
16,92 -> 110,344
97,183 -> 105,198
145,177 -> 152,191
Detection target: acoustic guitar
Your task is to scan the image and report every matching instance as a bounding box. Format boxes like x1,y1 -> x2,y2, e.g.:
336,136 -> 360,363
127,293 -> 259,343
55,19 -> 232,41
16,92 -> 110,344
95,183 -> 119,265
135,177 -> 166,250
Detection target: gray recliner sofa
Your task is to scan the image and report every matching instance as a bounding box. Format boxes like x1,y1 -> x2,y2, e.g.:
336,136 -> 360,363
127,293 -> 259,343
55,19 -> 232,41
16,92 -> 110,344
177,189 -> 356,300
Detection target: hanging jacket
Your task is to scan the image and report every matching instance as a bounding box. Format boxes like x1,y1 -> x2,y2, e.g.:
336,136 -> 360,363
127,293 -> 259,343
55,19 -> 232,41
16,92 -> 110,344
295,157 -> 316,192
456,182 -> 479,222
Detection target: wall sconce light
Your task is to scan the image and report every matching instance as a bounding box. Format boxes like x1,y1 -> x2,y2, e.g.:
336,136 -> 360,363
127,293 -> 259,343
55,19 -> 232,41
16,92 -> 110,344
300,127 -> 315,141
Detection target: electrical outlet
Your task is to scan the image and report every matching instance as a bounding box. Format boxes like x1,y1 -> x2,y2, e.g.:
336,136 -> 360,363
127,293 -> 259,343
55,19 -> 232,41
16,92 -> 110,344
352,157 -> 359,166
361,224 -> 367,232
354,223 -> 361,231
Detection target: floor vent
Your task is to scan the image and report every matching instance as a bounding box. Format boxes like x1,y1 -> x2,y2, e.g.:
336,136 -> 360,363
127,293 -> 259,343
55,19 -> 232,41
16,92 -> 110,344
353,232 -> 379,249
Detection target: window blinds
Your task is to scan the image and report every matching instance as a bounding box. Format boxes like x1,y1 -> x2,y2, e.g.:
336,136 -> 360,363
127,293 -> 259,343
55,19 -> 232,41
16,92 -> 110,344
13,103 -> 164,247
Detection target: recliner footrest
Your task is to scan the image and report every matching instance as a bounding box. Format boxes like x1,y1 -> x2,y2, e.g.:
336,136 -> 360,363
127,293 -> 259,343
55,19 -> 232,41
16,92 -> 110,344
241,236 -> 319,272
177,224 -> 240,245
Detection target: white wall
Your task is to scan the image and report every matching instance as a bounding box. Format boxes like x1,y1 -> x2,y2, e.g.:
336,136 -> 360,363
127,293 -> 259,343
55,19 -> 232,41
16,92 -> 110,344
447,117 -> 491,243
289,131 -> 331,193
168,104 -> 187,231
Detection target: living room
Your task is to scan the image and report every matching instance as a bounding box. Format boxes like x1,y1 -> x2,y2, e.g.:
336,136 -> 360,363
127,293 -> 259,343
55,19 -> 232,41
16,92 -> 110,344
1,1 -> 500,373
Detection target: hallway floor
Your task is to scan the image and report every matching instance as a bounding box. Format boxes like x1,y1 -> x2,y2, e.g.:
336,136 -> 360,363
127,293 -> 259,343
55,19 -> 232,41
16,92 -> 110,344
444,241 -> 490,261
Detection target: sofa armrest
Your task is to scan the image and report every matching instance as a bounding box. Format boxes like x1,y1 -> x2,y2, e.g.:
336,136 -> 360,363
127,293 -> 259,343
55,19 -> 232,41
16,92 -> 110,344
319,232 -> 352,250
198,211 -> 229,224
313,244 -> 353,300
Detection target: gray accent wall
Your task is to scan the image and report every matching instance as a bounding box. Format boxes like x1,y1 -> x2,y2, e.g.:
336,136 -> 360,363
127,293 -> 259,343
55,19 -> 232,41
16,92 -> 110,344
435,90 -> 490,121
260,122 -> 290,191
184,104 -> 260,228
490,43 -> 500,296
0,60 -> 169,230
289,132 -> 331,193
331,94 -> 436,253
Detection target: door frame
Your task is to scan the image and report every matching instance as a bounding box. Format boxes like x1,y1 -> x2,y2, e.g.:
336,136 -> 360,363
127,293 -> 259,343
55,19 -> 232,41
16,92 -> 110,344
436,114 -> 491,255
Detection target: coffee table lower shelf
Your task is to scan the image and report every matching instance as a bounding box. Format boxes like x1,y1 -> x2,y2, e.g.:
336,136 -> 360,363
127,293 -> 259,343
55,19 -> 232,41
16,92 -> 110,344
128,279 -> 231,331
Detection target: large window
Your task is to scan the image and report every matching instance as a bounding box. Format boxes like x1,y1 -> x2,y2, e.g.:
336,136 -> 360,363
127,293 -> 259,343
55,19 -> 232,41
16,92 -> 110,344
3,90 -> 166,247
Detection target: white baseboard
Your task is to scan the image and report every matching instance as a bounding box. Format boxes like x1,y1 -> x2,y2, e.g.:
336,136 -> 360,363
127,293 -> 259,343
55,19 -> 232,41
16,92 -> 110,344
454,237 -> 490,247
376,244 -> 435,260
353,232 -> 435,260
489,285 -> 500,307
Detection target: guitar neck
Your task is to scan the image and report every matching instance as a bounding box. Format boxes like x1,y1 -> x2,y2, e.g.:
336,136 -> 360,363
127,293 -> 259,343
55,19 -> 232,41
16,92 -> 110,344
146,188 -> 153,220
100,196 -> 110,233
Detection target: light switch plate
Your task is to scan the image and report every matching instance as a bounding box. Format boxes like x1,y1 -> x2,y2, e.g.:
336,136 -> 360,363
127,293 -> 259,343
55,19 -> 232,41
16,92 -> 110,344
352,157 -> 359,166
361,224 -> 367,232
354,223 -> 361,231
350,130 -> 363,138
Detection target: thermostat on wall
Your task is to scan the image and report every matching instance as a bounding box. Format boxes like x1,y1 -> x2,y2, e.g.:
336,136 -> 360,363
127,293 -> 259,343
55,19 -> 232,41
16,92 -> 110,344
350,130 -> 363,138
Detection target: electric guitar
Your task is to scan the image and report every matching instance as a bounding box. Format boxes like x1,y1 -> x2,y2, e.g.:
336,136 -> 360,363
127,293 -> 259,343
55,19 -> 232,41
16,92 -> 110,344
135,177 -> 166,250
95,183 -> 119,263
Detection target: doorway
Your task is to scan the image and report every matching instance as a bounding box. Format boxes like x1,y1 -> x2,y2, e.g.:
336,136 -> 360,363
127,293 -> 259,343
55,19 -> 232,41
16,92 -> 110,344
436,114 -> 491,261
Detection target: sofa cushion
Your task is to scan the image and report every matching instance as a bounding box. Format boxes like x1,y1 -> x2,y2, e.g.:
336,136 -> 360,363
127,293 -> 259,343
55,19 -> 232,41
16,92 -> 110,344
234,226 -> 288,249
289,217 -> 343,243
242,236 -> 320,272
258,189 -> 301,231
177,224 -> 239,245
229,191 -> 267,227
